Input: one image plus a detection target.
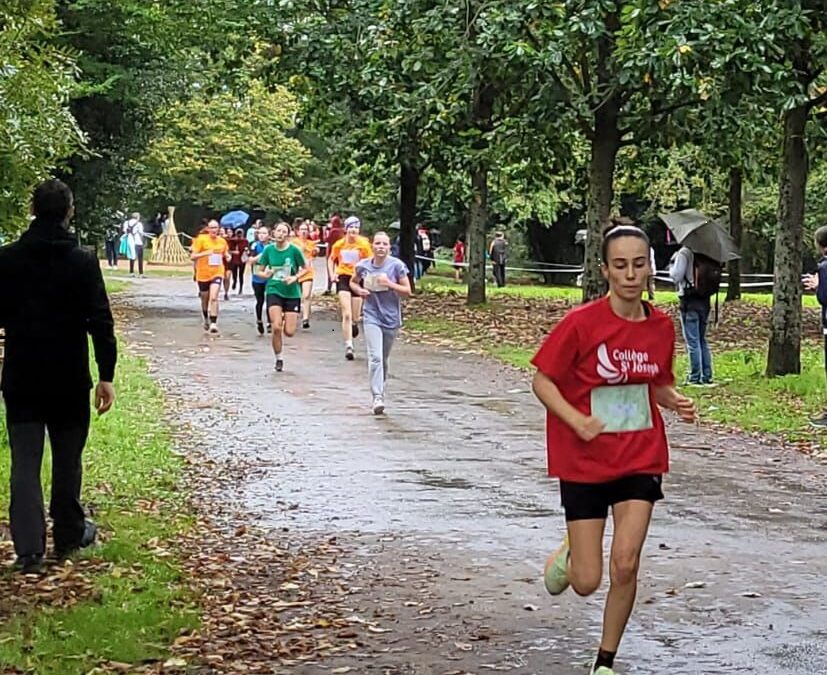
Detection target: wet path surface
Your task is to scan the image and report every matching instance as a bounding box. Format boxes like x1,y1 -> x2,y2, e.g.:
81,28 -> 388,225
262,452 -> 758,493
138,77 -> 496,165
121,277 -> 827,674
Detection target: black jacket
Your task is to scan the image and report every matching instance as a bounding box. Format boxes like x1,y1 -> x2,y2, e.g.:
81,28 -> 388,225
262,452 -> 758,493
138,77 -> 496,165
0,217 -> 117,399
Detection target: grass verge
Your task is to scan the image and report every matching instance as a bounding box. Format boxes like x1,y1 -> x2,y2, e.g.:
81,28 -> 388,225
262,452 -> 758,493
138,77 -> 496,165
407,316 -> 827,450
416,276 -> 822,308
0,349 -> 197,674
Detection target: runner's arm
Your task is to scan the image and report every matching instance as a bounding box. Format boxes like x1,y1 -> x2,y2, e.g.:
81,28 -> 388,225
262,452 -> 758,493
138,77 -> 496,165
532,370 -> 604,441
327,250 -> 338,281
654,386 -> 696,422
384,274 -> 412,297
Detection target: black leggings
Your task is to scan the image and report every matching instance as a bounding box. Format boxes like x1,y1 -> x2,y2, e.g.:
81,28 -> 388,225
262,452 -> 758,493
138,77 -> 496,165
231,264 -> 245,291
253,283 -> 266,323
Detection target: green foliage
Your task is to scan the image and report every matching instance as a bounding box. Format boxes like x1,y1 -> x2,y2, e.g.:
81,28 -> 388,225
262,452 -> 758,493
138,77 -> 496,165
137,82 -> 310,211
0,0 -> 84,230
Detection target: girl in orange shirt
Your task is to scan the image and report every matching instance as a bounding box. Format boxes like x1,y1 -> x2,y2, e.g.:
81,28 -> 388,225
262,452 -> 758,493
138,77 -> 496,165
327,216 -> 372,360
296,221 -> 318,329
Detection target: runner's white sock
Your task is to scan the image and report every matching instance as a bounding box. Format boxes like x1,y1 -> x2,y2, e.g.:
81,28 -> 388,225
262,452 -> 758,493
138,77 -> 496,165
275,352 -> 282,360
346,339 -> 353,349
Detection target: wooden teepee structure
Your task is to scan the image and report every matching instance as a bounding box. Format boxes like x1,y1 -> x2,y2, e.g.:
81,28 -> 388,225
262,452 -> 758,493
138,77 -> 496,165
151,206 -> 191,265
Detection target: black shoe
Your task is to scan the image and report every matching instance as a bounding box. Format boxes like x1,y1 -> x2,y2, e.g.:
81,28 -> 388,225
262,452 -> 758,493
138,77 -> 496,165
14,554 -> 44,575
267,324 -> 272,334
55,520 -> 97,559
302,320 -> 310,330
345,346 -> 354,361
352,323 -> 359,338
809,413 -> 827,428
257,321 -> 264,335
275,359 -> 284,372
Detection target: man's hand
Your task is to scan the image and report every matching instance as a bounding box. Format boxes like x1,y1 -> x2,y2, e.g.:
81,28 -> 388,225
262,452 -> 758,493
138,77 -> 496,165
804,273 -> 818,291
355,287 -> 370,298
574,414 -> 604,442
95,382 -> 116,416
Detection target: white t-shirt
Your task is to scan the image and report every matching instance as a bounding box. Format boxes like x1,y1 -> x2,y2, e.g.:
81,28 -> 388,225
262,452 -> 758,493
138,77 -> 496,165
123,219 -> 144,246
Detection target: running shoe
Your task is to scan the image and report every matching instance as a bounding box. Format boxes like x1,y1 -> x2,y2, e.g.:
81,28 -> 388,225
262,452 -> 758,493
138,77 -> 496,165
275,359 -> 284,372
590,665 -> 615,675
352,323 -> 359,338
256,321 -> 264,335
302,319 -> 310,330
345,346 -> 354,361
372,397 -> 385,415
543,535 -> 570,595
14,554 -> 44,575
208,323 -> 219,335
809,412 -> 827,428
267,324 -> 272,334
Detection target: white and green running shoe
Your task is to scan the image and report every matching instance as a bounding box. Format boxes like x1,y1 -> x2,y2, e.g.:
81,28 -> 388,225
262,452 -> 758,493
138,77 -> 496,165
591,667 -> 615,675
543,535 -> 570,595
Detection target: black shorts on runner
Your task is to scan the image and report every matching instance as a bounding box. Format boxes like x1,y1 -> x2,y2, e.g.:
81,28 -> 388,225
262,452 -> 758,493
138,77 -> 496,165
559,474 -> 664,522
336,274 -> 355,294
266,294 -> 301,314
197,278 -> 223,293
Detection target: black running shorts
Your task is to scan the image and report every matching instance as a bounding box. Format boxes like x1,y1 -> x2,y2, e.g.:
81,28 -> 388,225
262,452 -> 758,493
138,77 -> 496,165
336,274 -> 355,294
559,474 -> 664,522
266,294 -> 301,314
197,277 -> 223,293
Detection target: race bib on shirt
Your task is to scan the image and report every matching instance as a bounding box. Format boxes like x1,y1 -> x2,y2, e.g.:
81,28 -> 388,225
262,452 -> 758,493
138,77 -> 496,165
341,249 -> 360,265
590,384 -> 653,433
208,253 -> 223,266
274,263 -> 292,280
364,273 -> 388,292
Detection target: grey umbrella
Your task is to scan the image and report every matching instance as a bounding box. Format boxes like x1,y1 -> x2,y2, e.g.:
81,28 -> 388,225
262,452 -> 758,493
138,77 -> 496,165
659,208 -> 740,263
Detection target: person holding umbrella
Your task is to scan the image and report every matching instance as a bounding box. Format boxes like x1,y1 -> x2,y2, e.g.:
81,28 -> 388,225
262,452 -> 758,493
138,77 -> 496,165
662,209 -> 738,386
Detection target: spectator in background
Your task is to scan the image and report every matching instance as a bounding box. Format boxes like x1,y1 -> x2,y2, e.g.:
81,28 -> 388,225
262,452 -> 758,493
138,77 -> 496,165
104,220 -> 120,269
0,179 -> 117,574
489,231 -> 508,287
246,219 -> 260,244
453,234 -> 466,283
122,212 -> 145,277
648,247 -> 657,301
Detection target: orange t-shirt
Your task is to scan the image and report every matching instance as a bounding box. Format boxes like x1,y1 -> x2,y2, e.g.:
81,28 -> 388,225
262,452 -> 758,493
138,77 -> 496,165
330,236 -> 372,277
193,234 -> 229,282
297,237 -> 318,282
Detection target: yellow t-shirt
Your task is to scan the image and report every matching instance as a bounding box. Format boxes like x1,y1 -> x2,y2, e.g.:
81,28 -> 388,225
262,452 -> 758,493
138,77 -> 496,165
193,234 -> 228,282
297,238 -> 318,282
330,236 -> 372,277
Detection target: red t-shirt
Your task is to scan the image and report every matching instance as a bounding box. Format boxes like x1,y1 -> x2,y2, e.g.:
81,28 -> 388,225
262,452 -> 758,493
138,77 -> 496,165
453,241 -> 465,263
531,296 -> 675,483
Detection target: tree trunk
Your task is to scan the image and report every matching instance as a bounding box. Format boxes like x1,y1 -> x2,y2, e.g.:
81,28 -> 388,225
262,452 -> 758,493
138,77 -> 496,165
466,82 -> 495,306
398,159 -> 419,287
582,11 -> 621,302
726,166 -> 743,301
767,105 -> 808,376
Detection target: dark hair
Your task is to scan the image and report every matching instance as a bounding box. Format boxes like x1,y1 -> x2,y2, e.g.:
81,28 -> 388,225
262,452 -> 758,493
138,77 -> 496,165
600,216 -> 650,262
816,226 -> 827,250
32,179 -> 73,220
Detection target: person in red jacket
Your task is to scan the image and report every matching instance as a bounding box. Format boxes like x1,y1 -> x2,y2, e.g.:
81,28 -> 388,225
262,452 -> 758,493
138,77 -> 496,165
452,234 -> 466,282
532,221 -> 696,675
324,213 -> 345,293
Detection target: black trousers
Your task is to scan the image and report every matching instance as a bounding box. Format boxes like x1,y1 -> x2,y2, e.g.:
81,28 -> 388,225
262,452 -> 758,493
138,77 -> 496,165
253,282 -> 267,324
105,239 -> 118,267
129,245 -> 144,275
5,399 -> 90,557
493,262 -> 506,287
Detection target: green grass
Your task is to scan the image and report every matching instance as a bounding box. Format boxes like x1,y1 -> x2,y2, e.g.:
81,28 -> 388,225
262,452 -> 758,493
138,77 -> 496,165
0,349 -> 197,674
104,279 -> 128,294
416,276 -> 822,308
409,315 -> 827,447
103,266 -> 194,279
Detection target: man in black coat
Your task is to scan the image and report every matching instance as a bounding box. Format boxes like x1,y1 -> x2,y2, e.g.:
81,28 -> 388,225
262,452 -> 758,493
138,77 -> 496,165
0,179 -> 117,574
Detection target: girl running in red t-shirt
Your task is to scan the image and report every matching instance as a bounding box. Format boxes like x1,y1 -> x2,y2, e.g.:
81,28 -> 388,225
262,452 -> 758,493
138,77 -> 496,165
531,221 -> 696,675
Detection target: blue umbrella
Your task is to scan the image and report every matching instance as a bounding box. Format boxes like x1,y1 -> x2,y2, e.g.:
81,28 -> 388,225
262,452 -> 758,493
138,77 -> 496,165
220,210 -> 250,228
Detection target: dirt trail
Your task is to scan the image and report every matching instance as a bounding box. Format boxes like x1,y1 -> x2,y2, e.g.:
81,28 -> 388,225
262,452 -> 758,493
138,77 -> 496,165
120,277 -> 827,675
